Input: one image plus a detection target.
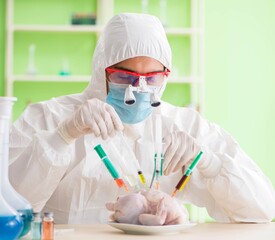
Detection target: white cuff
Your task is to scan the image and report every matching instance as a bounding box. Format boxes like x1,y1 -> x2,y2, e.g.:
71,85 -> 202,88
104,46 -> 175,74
197,149 -> 222,178
57,122 -> 76,145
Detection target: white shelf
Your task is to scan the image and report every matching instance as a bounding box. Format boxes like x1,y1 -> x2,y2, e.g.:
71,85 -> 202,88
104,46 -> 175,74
12,75 -> 91,82
13,24 -> 104,33
12,24 -> 201,36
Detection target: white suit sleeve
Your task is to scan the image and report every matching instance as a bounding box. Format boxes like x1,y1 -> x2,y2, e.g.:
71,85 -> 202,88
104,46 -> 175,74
181,110 -> 275,223
196,148 -> 275,222
9,104 -> 72,212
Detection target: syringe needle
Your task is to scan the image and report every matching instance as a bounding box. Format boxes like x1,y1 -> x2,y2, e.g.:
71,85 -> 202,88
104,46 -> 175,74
171,189 -> 178,198
155,180 -> 159,190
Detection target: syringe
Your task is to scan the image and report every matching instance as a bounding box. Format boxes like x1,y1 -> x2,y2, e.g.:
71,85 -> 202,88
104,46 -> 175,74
117,132 -> 148,189
94,144 -> 128,191
154,114 -> 163,189
171,151 -> 203,197
107,140 -> 140,190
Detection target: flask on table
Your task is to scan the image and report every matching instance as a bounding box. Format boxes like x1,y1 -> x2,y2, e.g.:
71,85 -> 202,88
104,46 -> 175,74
0,96 -> 33,238
0,97 -> 24,240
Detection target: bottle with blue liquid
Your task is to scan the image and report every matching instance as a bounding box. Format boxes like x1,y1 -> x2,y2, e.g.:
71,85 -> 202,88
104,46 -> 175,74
0,97 -> 33,238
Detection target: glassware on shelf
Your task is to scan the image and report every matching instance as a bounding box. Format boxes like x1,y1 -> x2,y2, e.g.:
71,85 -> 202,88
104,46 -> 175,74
26,44 -> 37,75
141,0 -> 148,13
159,0 -> 167,27
59,57 -> 71,76
0,97 -> 33,238
71,12 -> 96,25
0,97 -> 23,240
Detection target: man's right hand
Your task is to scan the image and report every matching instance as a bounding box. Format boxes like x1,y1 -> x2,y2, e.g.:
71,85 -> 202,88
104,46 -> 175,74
58,98 -> 124,143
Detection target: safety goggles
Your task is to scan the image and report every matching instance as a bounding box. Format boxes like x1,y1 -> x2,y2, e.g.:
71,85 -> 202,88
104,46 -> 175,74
106,67 -> 170,87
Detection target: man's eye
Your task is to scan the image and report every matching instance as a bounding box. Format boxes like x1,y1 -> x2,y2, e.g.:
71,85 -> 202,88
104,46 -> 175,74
118,74 -> 134,81
146,77 -> 155,83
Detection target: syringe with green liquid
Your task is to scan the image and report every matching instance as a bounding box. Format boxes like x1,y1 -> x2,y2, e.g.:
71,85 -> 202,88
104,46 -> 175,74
94,144 -> 128,191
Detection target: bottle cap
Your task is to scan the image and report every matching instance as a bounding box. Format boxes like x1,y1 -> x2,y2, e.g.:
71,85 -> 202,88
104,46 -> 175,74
32,212 -> 41,217
44,212 -> 54,217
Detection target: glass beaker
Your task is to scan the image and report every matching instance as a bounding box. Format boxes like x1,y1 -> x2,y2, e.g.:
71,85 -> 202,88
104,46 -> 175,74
0,97 -> 24,239
0,97 -> 33,237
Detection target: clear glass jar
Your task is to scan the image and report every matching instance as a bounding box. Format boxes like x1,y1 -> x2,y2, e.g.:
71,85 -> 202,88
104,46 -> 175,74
31,212 -> 42,240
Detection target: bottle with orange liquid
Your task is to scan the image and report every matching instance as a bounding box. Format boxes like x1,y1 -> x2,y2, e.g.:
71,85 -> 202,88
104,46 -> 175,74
42,212 -> 54,240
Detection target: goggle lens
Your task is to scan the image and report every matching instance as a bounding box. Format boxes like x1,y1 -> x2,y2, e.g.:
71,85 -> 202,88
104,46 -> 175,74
106,68 -> 169,86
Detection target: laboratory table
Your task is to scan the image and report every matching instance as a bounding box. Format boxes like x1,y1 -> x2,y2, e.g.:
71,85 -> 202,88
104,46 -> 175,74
52,222 -> 275,240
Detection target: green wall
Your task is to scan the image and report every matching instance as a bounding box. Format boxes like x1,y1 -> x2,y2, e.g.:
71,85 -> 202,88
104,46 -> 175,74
0,0 -> 5,96
1,0 -> 275,187
204,0 -> 275,184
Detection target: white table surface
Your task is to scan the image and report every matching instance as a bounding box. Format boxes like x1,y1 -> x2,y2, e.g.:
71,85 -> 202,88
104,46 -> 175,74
49,222 -> 275,240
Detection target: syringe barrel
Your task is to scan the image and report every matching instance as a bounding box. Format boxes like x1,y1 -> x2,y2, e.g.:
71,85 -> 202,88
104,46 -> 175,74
102,157 -> 119,179
94,144 -> 119,179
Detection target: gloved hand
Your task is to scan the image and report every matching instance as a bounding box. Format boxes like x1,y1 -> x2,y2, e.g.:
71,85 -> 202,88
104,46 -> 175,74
58,98 -> 124,143
105,189 -> 188,225
163,131 -> 201,175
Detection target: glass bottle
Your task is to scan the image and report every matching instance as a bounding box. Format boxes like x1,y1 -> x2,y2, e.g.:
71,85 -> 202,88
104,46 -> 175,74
159,0 -> 167,27
141,0 -> 148,13
42,212 -> 54,240
31,212 -> 42,240
0,96 -> 33,237
0,97 -> 24,240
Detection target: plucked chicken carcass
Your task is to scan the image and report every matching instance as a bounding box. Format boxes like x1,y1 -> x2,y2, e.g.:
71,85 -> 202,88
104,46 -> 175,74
106,189 -> 189,225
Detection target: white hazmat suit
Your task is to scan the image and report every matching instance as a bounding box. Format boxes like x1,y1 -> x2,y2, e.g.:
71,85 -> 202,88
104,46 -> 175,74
9,13 -> 275,224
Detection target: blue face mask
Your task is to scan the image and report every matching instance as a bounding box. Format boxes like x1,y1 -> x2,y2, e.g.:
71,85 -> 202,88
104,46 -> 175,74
106,83 -> 152,124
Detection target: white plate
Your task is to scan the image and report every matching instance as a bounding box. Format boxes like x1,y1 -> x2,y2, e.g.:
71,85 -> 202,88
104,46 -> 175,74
108,222 -> 197,235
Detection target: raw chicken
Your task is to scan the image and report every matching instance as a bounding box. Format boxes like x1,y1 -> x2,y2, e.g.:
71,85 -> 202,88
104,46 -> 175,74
105,189 -> 189,225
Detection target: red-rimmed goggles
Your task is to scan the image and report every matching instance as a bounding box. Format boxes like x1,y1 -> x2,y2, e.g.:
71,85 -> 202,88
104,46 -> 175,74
106,67 -> 170,87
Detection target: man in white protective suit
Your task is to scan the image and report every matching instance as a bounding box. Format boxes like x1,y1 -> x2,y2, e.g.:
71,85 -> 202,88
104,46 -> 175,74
9,13 -> 275,224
